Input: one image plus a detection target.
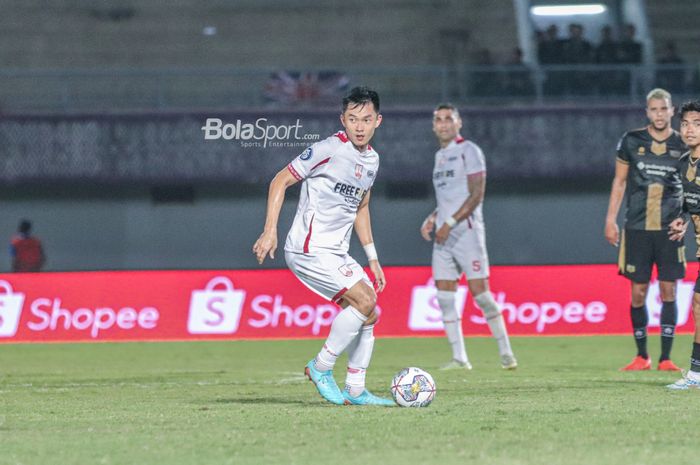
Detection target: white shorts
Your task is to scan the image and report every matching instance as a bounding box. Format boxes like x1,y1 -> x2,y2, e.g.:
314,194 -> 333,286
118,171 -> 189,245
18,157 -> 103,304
432,226 -> 490,281
285,251 -> 371,303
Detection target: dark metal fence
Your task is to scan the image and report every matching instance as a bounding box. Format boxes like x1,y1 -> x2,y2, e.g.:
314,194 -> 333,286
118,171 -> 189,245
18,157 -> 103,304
1,64 -> 697,112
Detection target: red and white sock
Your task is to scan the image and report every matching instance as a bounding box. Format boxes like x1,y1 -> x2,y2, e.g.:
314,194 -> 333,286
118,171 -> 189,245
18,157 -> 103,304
314,306 -> 367,372
345,324 -> 375,397
437,290 -> 469,363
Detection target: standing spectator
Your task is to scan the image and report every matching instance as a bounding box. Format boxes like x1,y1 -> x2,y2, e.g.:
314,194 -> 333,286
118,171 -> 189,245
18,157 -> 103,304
10,219 -> 46,272
595,25 -> 620,95
537,24 -> 563,64
469,48 -> 501,97
618,24 -> 643,64
561,23 -> 593,95
503,47 -> 534,97
538,24 -> 565,95
618,24 -> 643,94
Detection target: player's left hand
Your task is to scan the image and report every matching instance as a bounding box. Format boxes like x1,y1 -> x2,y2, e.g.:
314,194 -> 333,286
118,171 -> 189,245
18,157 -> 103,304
368,260 -> 386,292
668,217 -> 687,242
435,224 -> 451,245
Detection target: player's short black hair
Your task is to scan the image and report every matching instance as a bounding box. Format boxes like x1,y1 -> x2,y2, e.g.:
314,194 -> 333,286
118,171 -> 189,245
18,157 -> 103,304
680,100 -> 700,118
19,219 -> 31,234
433,103 -> 460,118
342,86 -> 380,113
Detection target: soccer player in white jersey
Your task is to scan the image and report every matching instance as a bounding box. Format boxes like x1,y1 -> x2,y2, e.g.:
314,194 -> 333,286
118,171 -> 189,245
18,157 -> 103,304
253,87 -> 393,406
420,103 -> 517,370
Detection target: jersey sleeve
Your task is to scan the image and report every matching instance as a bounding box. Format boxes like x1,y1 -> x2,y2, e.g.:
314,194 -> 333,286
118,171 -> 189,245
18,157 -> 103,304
287,139 -> 333,180
464,142 -> 486,175
616,133 -> 630,164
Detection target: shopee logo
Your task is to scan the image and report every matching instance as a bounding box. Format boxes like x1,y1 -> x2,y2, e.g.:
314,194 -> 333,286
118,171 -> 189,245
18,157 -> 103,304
469,292 -> 607,333
187,277 -> 246,334
0,281 -> 25,338
26,298 -> 159,338
246,294 -> 383,335
248,295 -> 339,335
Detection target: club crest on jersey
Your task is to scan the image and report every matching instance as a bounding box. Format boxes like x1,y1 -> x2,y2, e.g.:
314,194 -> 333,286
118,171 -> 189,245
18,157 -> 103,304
299,147 -> 313,161
637,147 -> 645,155
355,164 -> 363,179
338,264 -> 354,277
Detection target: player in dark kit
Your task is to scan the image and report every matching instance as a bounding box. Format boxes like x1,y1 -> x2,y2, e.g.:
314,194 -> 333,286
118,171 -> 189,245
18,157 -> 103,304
605,88 -> 685,371
667,100 -> 700,388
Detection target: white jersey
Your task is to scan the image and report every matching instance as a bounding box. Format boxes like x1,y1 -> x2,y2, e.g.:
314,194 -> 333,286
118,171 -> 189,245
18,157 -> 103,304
285,131 -> 379,254
433,136 -> 486,230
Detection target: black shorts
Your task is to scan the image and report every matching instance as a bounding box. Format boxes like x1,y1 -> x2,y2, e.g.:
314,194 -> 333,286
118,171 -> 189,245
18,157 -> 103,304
618,228 -> 686,282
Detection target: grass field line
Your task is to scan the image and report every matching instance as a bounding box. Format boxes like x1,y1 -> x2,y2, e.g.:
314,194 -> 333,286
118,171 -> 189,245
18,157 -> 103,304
0,371 -> 309,391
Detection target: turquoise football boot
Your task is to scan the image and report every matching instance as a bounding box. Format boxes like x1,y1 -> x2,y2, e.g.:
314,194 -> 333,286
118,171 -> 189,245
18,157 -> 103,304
304,359 -> 347,405
342,389 -> 396,406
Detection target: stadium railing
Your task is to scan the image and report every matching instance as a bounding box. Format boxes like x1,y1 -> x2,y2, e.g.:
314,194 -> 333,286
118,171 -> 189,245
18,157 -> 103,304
0,64 -> 697,112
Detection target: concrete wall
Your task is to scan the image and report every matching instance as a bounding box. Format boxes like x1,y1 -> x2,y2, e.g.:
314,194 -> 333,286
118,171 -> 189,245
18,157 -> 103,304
0,187 -> 625,272
0,0 -> 518,69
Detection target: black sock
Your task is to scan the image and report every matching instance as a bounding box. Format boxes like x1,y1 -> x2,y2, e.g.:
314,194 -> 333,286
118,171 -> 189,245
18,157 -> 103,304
659,301 -> 677,361
691,342 -> 700,373
631,305 -> 648,359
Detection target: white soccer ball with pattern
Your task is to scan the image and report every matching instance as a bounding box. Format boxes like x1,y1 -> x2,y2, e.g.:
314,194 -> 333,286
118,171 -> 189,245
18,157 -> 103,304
390,367 -> 436,407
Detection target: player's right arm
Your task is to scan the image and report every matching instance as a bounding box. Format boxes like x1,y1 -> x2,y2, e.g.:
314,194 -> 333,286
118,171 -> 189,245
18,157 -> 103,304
605,159 -> 629,247
420,209 -> 438,241
252,167 -> 299,264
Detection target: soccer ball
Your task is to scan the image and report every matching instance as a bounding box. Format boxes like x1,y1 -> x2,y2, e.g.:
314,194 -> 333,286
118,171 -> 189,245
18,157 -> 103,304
390,367 -> 436,407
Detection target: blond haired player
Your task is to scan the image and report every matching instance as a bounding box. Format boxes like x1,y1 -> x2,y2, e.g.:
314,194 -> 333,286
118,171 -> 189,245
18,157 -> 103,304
605,88 -> 685,372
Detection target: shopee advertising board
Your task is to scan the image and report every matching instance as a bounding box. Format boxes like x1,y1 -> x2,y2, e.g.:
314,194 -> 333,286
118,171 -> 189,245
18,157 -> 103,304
0,264 -> 696,343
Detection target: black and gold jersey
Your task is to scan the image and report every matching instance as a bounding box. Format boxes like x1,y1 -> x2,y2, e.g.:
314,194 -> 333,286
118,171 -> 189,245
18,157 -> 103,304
679,153 -> 700,256
617,127 -> 684,230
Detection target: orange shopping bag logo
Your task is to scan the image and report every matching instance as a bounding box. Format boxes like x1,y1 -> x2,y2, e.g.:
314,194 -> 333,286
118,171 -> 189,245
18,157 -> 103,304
187,277 -> 246,334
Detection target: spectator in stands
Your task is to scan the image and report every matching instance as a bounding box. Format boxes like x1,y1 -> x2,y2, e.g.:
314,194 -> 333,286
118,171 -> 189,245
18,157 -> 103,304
10,219 -> 46,272
595,25 -> 620,95
470,48 -> 501,97
656,41 -> 685,94
617,24 -> 643,93
618,24 -> 643,64
537,25 -> 565,95
503,47 -> 534,97
595,25 -> 618,63
561,23 -> 593,95
537,24 -> 563,64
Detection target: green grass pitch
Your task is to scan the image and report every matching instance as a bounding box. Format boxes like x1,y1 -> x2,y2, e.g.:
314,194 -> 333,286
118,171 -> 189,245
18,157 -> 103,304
2,335 -> 700,465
